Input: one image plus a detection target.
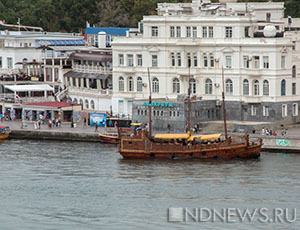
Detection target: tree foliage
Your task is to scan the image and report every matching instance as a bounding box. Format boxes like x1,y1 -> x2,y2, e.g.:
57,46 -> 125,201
0,0 -> 298,32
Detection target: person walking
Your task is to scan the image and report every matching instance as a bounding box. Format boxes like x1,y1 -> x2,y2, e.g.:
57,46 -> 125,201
83,117 -> 87,128
95,122 -> 98,132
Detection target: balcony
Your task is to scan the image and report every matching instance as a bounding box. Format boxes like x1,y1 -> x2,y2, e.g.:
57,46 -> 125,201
72,64 -> 112,74
0,94 -> 55,104
68,87 -> 112,95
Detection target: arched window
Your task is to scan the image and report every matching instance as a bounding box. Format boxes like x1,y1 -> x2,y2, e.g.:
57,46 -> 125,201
281,79 -> 286,96
253,80 -> 259,96
119,76 -> 124,92
91,100 -> 95,110
137,77 -> 143,92
205,78 -> 212,94
152,77 -> 159,93
85,99 -> 89,109
292,65 -> 296,78
173,78 -> 180,93
225,79 -> 233,95
128,76 -> 134,92
73,98 -> 78,104
243,79 -> 249,95
263,80 -> 269,96
190,78 -> 196,94
79,98 -> 83,106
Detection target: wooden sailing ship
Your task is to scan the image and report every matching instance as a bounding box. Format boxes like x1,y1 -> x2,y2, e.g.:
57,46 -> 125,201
118,68 -> 262,159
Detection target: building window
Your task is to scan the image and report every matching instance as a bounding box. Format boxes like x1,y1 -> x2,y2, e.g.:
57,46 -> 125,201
281,79 -> 286,96
190,78 -> 196,94
176,26 -> 181,37
266,13 -> 271,22
170,26 -> 175,37
192,27 -> 197,38
171,53 -> 175,66
245,26 -> 250,37
127,54 -> 134,67
7,57 -> 13,69
193,53 -> 198,67
119,76 -> 124,92
225,56 -> 232,68
253,80 -> 260,96
79,99 -> 83,107
187,53 -> 191,67
226,79 -> 233,95
281,56 -> 286,69
225,27 -> 232,38
137,77 -> 143,92
254,56 -> 260,69
152,55 -> 158,67
203,53 -> 208,67
251,105 -> 257,116
137,55 -> 142,66
292,41 -> 296,51
205,78 -> 213,94
152,77 -> 159,93
119,54 -> 124,66
0,57 -> 2,68
85,99 -> 89,109
128,76 -> 134,92
292,82 -> 296,95
292,65 -> 296,78
186,26 -> 191,37
263,80 -> 269,96
243,79 -> 249,95
263,106 -> 269,117
173,78 -> 180,93
292,103 -> 298,116
243,56 -> 249,68
209,26 -> 213,38
202,26 -> 207,38
210,53 -> 214,67
177,53 -> 181,66
91,100 -> 95,110
151,26 -> 158,37
263,56 -> 269,69
282,104 -> 287,117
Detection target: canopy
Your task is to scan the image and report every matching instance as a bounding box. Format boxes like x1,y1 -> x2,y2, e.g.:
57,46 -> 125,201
188,134 -> 222,141
131,123 -> 142,126
4,84 -> 53,92
154,133 -> 190,139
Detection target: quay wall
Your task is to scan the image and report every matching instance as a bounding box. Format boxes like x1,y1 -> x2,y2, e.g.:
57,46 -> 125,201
10,130 -> 100,142
261,135 -> 300,153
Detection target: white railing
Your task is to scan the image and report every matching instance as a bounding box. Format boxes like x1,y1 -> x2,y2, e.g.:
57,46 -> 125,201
16,96 -> 55,103
73,64 -> 112,74
69,87 -> 112,95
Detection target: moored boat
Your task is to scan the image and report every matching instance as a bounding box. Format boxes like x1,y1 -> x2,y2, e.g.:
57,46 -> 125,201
0,126 -> 11,140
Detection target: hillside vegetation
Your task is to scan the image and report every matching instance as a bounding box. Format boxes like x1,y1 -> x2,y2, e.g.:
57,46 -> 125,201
0,0 -> 298,32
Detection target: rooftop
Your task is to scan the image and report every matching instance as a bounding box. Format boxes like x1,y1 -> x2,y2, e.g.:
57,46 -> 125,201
85,27 -> 130,36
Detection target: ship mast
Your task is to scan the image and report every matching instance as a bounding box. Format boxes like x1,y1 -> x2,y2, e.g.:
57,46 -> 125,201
147,68 -> 152,138
187,64 -> 191,134
221,66 -> 228,140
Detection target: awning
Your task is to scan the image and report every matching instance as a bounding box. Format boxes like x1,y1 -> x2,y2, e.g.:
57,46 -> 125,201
4,84 -> 53,92
188,134 -> 222,141
69,53 -> 112,62
64,71 -> 110,80
154,133 -> 190,140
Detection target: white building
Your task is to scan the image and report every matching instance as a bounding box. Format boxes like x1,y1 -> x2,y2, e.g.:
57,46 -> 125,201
112,0 -> 300,124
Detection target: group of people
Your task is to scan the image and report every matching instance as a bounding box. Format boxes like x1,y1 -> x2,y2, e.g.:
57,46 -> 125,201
260,127 -> 277,136
33,114 -> 61,129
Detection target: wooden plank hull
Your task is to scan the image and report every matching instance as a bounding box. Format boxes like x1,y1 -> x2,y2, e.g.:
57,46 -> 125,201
120,144 -> 261,159
0,133 -> 10,140
99,134 -> 119,144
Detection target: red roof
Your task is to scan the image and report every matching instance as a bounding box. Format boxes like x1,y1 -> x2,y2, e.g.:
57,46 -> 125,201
24,102 -> 81,108
0,126 -> 9,128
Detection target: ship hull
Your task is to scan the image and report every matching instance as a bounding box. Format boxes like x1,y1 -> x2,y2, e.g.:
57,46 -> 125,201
0,133 -> 10,140
99,134 -> 119,144
120,143 -> 261,160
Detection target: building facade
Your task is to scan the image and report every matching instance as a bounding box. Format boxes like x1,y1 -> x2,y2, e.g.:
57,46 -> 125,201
112,0 -> 300,126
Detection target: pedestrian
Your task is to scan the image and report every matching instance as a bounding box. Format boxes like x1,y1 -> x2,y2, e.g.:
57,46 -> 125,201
167,123 -> 171,133
95,122 -> 98,132
261,127 -> 265,135
0,113 -> 2,122
281,128 -> 285,136
83,117 -> 87,128
109,119 -> 113,127
252,128 -> 256,134
48,119 -> 52,129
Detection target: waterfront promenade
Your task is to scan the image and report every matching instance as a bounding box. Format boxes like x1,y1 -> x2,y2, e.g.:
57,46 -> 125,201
1,119 -> 300,152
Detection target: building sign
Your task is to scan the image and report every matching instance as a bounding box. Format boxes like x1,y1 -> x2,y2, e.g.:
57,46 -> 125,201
143,102 -> 174,107
90,113 -> 106,127
276,139 -> 291,146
